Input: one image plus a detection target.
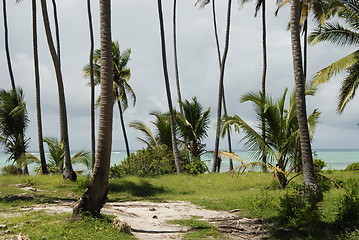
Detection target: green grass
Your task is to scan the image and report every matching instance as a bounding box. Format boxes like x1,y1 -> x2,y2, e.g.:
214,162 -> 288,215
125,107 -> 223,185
0,170 -> 358,239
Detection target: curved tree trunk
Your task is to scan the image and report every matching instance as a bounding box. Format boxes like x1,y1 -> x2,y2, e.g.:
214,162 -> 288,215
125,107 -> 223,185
261,0 -> 268,173
87,0 -> 96,168
290,0 -> 318,192
2,0 -> 16,91
303,19 -> 308,80
32,0 -> 48,174
51,0 -> 61,68
212,0 -> 232,173
115,89 -> 131,157
157,0 -> 182,174
173,0 -> 183,114
73,0 -> 114,217
40,0 -> 76,181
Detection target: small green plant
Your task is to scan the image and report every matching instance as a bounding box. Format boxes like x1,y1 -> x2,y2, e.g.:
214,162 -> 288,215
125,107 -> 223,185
313,159 -> 326,173
110,145 -> 175,178
345,163 -> 359,172
170,218 -> 222,239
1,165 -> 20,175
335,178 -> 359,231
181,154 -> 208,175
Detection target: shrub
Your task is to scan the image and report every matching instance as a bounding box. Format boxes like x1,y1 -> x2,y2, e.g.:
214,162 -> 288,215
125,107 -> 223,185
313,159 -> 326,173
345,163 -> 359,171
180,153 -> 208,175
1,164 -> 20,175
110,145 -> 175,178
336,178 -> 359,231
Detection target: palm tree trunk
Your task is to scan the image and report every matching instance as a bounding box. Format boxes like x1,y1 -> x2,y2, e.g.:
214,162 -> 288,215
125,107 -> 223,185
303,19 -> 308,80
51,0 -> 61,68
40,0 -> 76,181
115,89 -> 131,157
212,0 -> 233,171
212,0 -> 232,173
173,0 -> 183,114
2,0 -> 16,91
73,0 -> 114,217
87,0 -> 96,168
290,0 -> 318,192
157,0 -> 182,174
32,0 -> 48,174
261,0 -> 268,173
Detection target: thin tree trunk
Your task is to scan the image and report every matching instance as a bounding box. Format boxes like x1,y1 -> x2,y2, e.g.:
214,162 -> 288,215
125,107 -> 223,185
51,0 -> 61,68
261,0 -> 268,173
115,89 -> 131,157
40,0 -> 76,181
87,0 -> 96,168
32,0 -> 48,174
73,0 -> 114,217
212,0 -> 232,172
303,19 -> 308,80
173,0 -> 183,114
157,0 -> 182,174
290,0 -> 318,192
2,0 -> 16,91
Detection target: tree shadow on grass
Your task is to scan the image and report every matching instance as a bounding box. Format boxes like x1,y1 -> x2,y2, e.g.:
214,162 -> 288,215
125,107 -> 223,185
109,180 -> 165,198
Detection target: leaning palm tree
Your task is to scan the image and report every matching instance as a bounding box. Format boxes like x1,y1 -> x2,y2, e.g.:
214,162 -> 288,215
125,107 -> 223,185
3,0 -> 16,90
308,0 -> 359,113
290,0 -> 318,192
84,41 -> 135,157
0,88 -> 29,174
40,0 -> 76,181
173,0 -> 183,114
73,0 -> 114,217
157,0 -> 182,174
176,97 -> 210,159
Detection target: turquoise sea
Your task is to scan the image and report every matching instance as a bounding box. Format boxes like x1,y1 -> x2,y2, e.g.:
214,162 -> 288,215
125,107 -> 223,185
0,149 -> 358,174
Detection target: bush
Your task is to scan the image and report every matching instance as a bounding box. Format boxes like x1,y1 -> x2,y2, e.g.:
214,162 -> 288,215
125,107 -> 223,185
278,186 -> 322,232
345,163 -> 359,171
336,178 -> 359,231
180,153 -> 208,175
1,164 -> 20,175
313,159 -> 326,173
110,145 -> 175,178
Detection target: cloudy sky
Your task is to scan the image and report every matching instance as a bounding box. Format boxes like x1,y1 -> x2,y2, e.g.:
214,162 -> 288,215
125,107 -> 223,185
0,0 -> 358,152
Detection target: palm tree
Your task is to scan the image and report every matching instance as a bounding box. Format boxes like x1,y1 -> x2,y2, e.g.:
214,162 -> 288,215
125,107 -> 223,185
173,0 -> 183,114
130,112 -> 172,148
84,42 -> 135,157
3,0 -> 16,90
86,0 -> 96,168
51,0 -> 61,68
212,0 -> 232,172
196,0 -> 235,171
157,0 -> 182,174
0,88 -> 29,174
73,0 -> 114,217
290,0 -> 318,192
30,0 -> 48,174
176,97 -> 210,159
40,0 -> 76,181
308,0 -> 359,113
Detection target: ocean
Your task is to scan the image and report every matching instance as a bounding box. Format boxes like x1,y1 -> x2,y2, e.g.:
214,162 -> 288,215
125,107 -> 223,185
0,149 -> 358,174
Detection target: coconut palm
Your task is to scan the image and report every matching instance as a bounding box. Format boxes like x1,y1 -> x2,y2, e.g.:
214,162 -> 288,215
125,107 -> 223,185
40,0 -> 76,181
73,0 -> 114,217
130,112 -> 172,149
0,88 -> 29,174
3,0 -> 16,90
222,88 -> 320,188
290,0 -> 318,192
173,0 -> 183,114
157,0 -> 182,174
309,0 -> 359,113
83,41 -> 135,157
176,97 -> 210,159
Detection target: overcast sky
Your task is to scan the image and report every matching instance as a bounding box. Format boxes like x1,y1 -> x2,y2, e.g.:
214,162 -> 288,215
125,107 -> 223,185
0,0 -> 358,152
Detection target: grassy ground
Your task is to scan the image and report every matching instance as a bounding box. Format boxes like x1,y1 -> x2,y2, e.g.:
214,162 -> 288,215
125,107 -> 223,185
0,171 -> 358,239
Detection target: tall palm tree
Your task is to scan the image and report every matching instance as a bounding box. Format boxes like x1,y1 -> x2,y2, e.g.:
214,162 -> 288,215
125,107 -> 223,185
0,88 -> 29,174
3,0 -> 16,90
290,0 -> 318,192
157,0 -> 182,174
176,97 -> 210,158
308,0 -> 359,113
212,0 -> 232,172
51,0 -> 61,68
40,0 -> 76,181
86,0 -> 95,167
84,42 -> 135,157
73,0 -> 114,217
173,0 -> 183,114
